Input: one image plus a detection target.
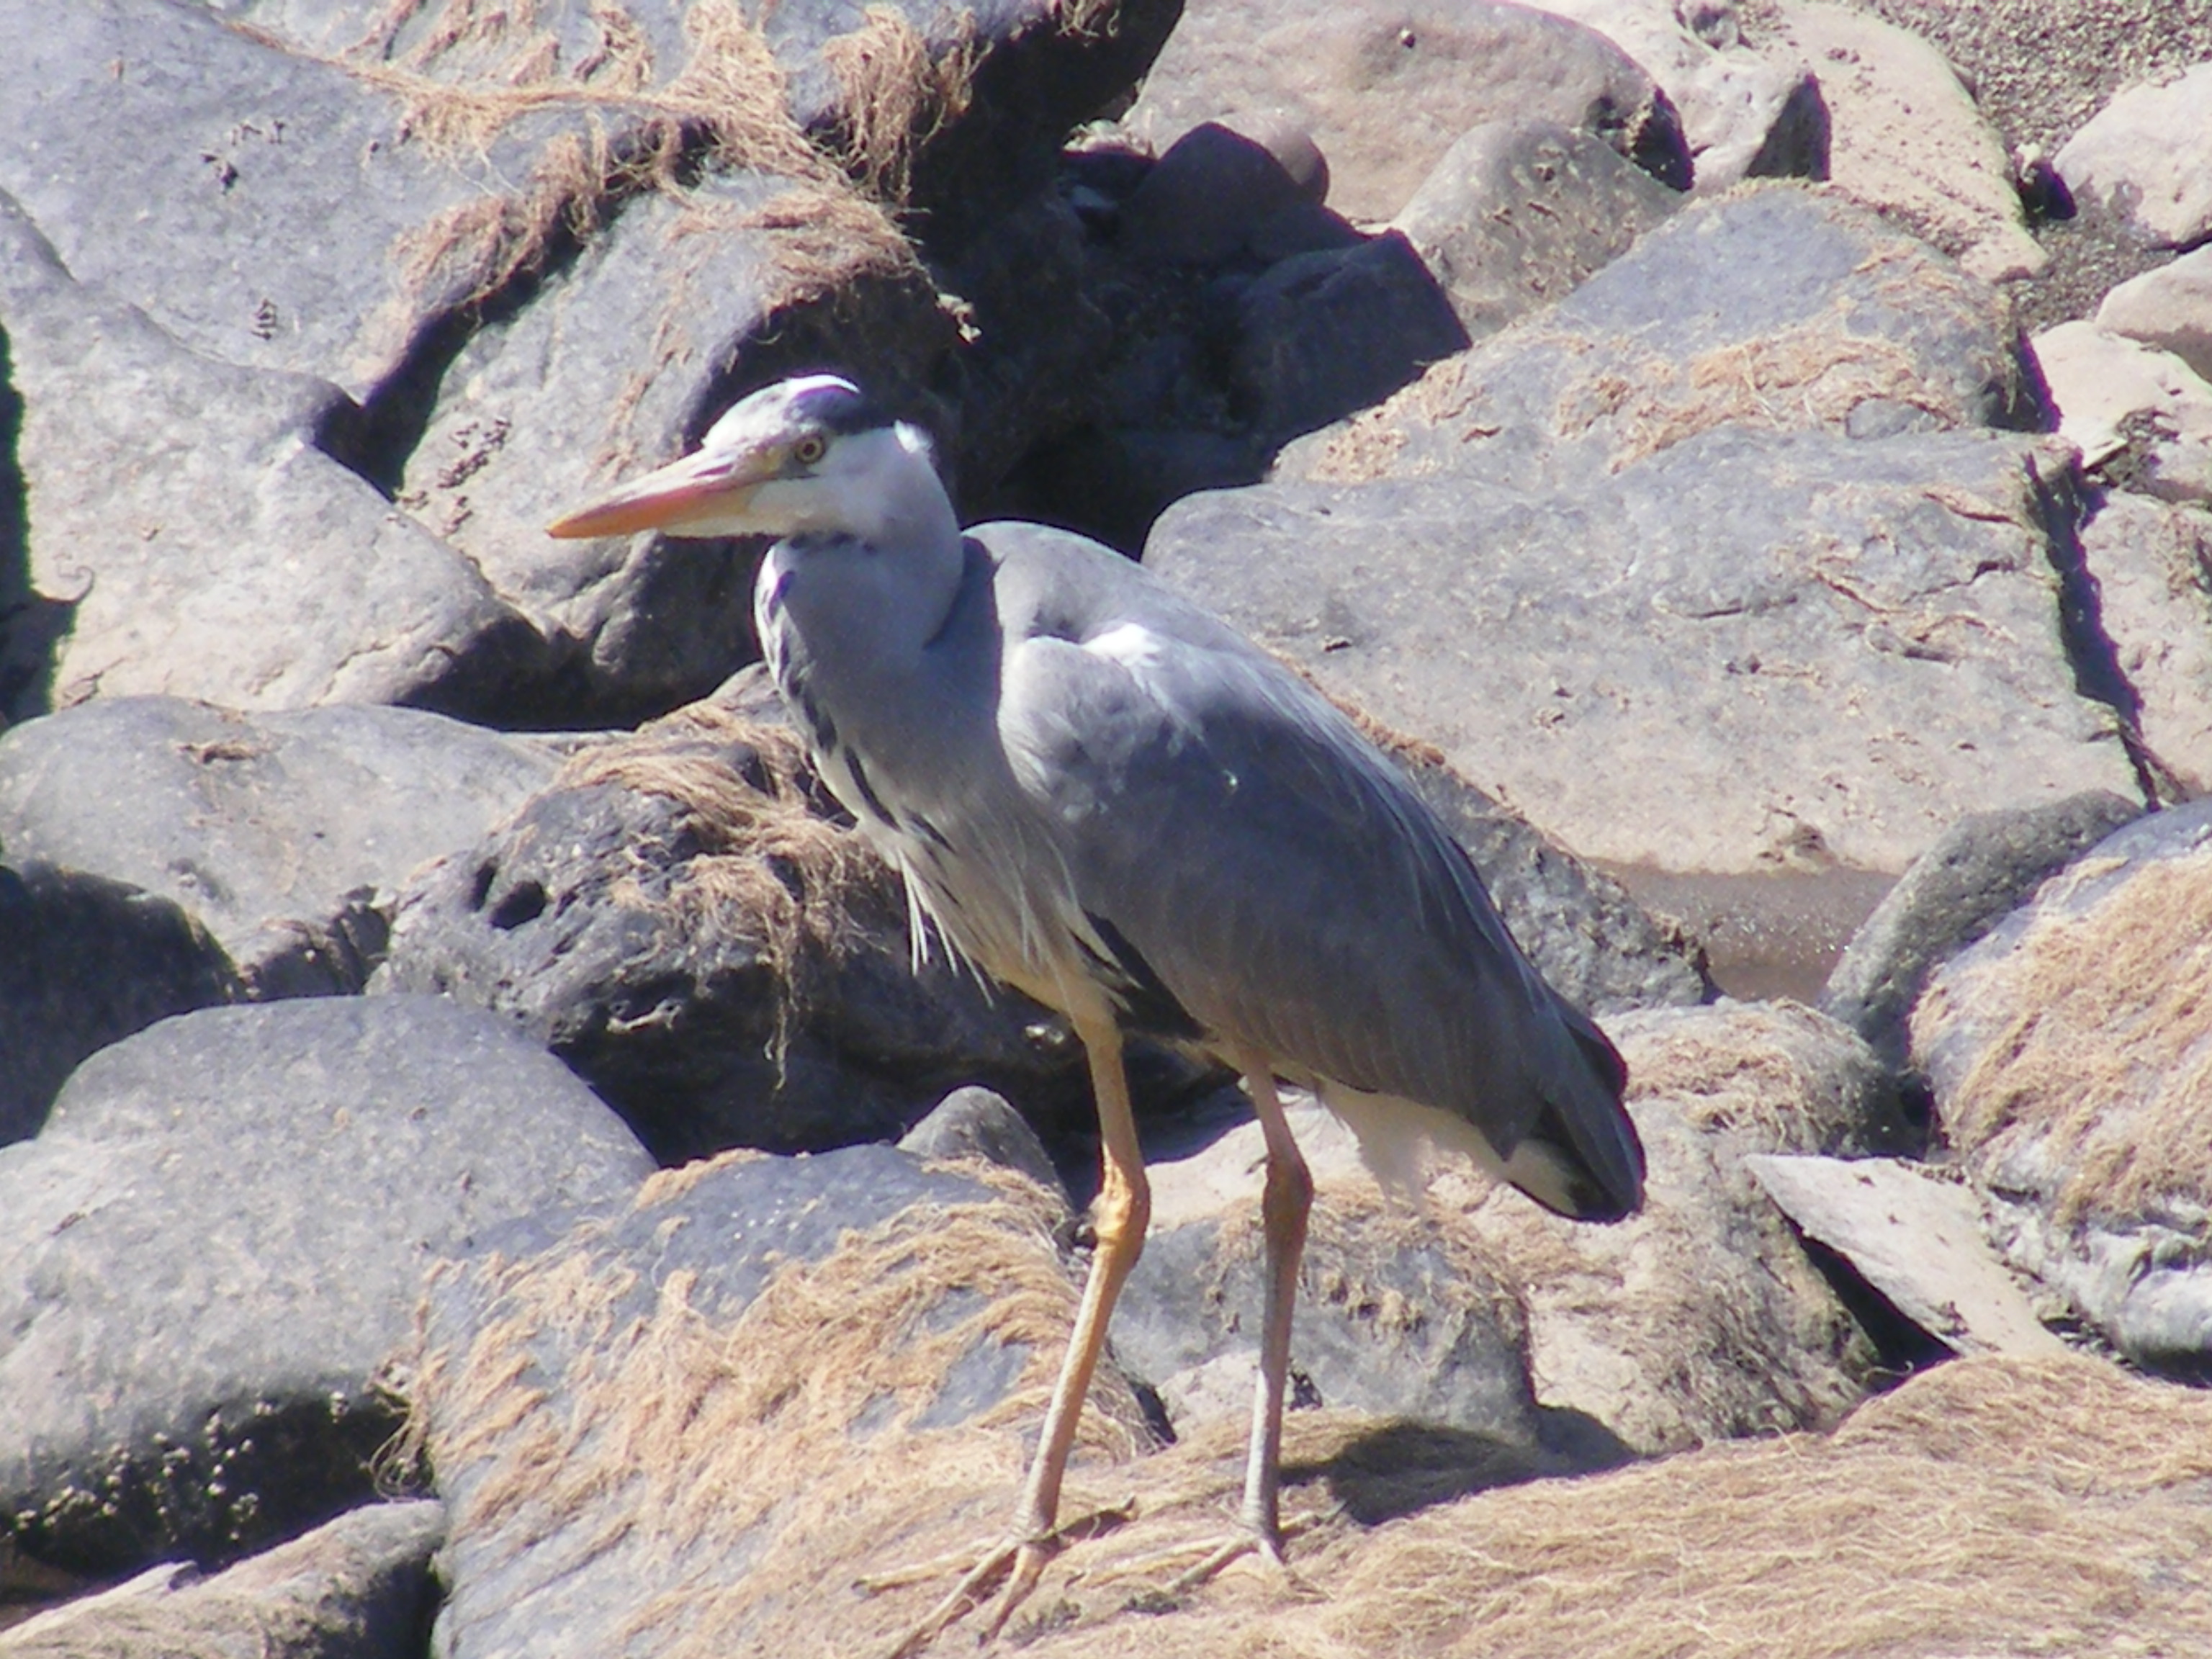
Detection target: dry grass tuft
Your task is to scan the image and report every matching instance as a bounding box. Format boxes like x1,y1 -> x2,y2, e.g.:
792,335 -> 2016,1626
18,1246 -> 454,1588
1935,846 -> 2212,1226
1301,356 -> 1483,484
427,1157 -> 1148,1658
822,6 -> 977,203
1618,1001 -> 1869,1149
561,703 -> 904,988
1555,327 -> 1976,471
980,1354 -> 2212,1659
421,1149 -> 2211,1658
339,0 -> 932,315
548,703 -> 908,1074
392,118 -> 647,312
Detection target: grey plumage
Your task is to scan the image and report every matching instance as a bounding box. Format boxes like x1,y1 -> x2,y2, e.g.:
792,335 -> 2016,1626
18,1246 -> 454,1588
550,372 -> 1642,1642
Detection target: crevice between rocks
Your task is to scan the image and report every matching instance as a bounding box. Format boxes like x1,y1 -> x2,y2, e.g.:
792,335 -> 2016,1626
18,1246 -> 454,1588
0,326 -> 71,726
2027,454 -> 2177,808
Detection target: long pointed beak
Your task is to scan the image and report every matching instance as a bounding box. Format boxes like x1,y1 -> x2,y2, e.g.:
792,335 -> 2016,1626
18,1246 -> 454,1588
547,444 -> 773,539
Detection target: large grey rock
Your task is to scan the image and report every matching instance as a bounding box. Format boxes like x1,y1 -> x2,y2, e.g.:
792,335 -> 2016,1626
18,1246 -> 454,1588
1118,120 -> 1332,268
1746,1154 -> 2069,1358
0,190 -> 549,723
422,1143 -> 1139,1659
1123,0 -> 1691,222
228,0 -> 1182,230
1391,120 -> 1683,341
2078,495 -> 2212,796
0,996 -> 652,1575
1159,189 -> 2134,881
372,703 -> 1081,1161
1819,791 -> 2145,1068
2053,62 -> 2212,250
0,866 -> 240,1147
0,698 -> 559,998
0,1501 -> 444,1659
0,0 -> 588,400
899,1085 -> 1070,1207
1,0 -> 1175,398
1277,184 -> 2040,490
1453,1001 -> 1900,1453
0,0 -> 1184,724
1912,799 -> 2212,1378
1154,426 -> 2138,877
1115,1099 -> 1538,1443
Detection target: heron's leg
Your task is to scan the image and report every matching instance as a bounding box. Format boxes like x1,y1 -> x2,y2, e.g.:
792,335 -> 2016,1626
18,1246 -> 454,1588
881,1013 -> 1148,1656
1172,1051 -> 1310,1590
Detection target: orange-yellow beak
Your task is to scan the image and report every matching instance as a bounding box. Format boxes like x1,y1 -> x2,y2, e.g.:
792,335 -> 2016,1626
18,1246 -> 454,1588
546,443 -> 773,539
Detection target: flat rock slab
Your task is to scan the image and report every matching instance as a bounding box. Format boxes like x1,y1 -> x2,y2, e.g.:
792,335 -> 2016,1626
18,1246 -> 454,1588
1123,0 -> 1690,222
0,191 -> 548,722
0,698 -> 559,997
1151,425 -> 2137,874
1746,1154 -> 2068,1357
0,866 -> 240,1147
0,1500 -> 444,1659
423,1144 -> 1133,1659
1912,798 -> 2212,1377
0,996 -> 652,1575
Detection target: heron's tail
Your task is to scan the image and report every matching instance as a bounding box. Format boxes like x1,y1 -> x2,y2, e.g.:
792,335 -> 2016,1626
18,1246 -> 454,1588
1499,1009 -> 1643,1223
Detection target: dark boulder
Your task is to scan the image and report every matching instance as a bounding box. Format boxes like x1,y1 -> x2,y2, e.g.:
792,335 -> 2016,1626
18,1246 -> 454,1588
0,996 -> 651,1576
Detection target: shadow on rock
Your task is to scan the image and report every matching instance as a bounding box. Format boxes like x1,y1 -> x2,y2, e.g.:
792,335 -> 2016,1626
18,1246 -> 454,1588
1289,1410 -> 1636,1527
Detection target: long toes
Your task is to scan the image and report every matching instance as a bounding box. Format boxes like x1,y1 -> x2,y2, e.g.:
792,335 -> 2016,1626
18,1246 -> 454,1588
872,1506 -> 1137,1658
855,1546 -> 992,1595
977,1539 -> 1055,1643
1167,1532 -> 1263,1593
881,1543 -> 1022,1659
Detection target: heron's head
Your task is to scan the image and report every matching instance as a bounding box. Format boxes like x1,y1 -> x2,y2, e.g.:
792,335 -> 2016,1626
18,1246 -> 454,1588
547,374 -> 945,544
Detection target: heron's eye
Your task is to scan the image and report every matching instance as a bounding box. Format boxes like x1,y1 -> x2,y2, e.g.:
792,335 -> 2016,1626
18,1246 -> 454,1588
793,434 -> 828,467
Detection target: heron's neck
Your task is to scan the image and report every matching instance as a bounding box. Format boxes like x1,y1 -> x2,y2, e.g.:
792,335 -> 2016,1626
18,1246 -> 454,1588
846,429 -> 963,568
758,438 -> 970,730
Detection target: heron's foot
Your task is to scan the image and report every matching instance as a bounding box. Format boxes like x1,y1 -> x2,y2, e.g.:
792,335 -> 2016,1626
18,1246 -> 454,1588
863,1502 -> 1135,1659
1169,1525 -> 1284,1592
1113,1514 -> 1319,1613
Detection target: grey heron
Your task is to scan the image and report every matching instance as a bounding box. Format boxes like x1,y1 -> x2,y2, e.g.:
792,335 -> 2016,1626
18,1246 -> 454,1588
549,374 -> 1642,1645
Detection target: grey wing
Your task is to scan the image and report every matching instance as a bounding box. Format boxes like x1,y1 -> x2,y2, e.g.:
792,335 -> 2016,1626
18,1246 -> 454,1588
996,607 -> 1641,1219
